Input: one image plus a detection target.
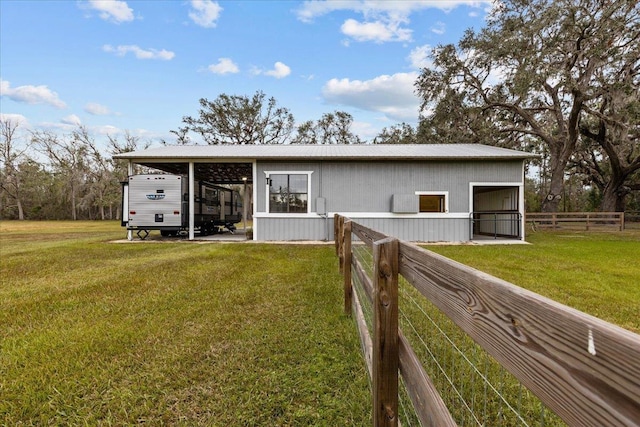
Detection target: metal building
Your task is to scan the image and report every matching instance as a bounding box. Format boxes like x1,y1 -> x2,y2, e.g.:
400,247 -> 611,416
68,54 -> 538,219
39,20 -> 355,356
114,144 -> 534,242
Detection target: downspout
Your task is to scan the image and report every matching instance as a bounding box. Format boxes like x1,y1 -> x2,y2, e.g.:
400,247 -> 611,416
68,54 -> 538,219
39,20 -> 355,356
320,161 -> 330,241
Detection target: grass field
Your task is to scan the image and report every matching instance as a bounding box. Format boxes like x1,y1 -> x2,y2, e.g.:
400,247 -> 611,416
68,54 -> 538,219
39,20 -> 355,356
0,221 -> 370,425
1,221 -> 638,425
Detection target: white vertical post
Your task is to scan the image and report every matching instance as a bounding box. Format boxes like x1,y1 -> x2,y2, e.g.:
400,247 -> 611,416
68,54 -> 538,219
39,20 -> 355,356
242,176 -> 248,232
521,163 -> 527,240
252,161 -> 257,241
127,161 -> 134,241
189,162 -> 195,240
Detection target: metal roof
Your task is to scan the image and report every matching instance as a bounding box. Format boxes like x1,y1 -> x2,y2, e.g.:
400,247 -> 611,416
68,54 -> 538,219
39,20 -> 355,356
114,144 -> 535,184
114,143 -> 536,161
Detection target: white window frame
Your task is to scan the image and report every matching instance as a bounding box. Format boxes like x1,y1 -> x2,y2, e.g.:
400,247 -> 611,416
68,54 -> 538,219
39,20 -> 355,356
415,191 -> 449,214
264,171 -> 313,215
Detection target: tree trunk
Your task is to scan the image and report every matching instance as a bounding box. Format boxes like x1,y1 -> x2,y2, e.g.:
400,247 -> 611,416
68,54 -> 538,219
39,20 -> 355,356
17,199 -> 24,220
541,149 -> 567,212
600,180 -> 628,212
71,185 -> 77,220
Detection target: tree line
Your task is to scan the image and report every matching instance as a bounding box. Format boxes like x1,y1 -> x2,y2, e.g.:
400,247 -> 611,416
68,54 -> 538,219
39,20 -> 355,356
1,0 -> 638,220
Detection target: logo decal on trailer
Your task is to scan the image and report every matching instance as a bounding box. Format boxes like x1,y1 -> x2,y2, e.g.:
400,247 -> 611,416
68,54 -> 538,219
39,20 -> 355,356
146,194 -> 165,200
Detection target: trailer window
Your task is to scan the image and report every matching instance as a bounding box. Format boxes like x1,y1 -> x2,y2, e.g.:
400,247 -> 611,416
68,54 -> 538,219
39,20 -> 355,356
268,174 -> 308,213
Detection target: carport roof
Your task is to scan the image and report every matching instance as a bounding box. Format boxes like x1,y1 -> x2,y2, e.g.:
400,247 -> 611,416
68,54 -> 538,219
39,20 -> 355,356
114,143 -> 536,161
114,144 -> 535,184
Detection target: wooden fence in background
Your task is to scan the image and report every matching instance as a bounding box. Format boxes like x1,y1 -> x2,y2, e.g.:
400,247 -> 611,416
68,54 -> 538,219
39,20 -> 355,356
334,214 -> 640,427
525,212 -> 625,231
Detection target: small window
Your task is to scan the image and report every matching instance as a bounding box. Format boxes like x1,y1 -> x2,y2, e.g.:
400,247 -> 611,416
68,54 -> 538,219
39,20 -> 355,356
268,174 -> 308,213
419,194 -> 446,213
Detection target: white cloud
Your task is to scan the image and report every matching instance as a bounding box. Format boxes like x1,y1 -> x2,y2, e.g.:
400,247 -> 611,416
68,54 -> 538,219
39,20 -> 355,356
431,21 -> 446,35
189,0 -> 222,28
61,114 -> 82,126
408,44 -> 433,69
103,44 -> 175,60
94,124 -> 123,135
341,18 -> 412,43
208,58 -> 239,74
322,72 -> 420,122
0,113 -> 29,127
84,102 -> 112,115
296,1 -> 489,22
83,0 -> 134,23
253,62 -> 291,79
351,120 -> 380,140
296,1 -> 489,44
0,79 -> 67,109
264,62 -> 291,79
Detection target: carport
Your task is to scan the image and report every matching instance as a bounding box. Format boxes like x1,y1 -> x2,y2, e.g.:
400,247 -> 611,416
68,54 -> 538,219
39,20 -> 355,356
117,147 -> 255,240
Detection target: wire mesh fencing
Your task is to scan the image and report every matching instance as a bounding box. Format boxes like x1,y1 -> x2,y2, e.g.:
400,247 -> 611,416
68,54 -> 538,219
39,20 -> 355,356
350,238 -> 565,427
340,216 -> 640,427
398,279 -> 565,427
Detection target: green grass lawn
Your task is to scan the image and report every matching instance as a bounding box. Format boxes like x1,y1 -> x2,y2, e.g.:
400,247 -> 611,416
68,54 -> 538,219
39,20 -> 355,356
0,221 -> 370,425
1,222 -> 638,426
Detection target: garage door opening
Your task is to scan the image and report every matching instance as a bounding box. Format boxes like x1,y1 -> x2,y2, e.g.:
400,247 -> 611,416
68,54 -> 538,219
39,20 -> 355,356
470,185 -> 522,240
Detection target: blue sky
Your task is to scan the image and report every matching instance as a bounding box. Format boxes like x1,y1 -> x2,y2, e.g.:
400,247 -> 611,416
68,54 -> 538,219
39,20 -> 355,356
1,0 -> 493,147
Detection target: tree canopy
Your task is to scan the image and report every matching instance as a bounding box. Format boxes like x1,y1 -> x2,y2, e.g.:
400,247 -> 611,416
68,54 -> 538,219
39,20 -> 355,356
176,91 -> 295,145
416,0 -> 639,212
291,111 -> 362,145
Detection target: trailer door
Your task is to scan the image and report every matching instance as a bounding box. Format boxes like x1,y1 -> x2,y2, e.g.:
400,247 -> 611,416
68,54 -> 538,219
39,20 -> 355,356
121,181 -> 129,226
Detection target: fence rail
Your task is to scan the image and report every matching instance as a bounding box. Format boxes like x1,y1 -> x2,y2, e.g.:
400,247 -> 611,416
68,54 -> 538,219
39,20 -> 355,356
335,214 -> 640,427
525,212 -> 625,231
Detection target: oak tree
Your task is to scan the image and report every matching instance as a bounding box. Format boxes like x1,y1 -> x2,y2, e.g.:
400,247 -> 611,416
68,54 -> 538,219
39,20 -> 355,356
178,91 -> 295,145
416,0 -> 639,212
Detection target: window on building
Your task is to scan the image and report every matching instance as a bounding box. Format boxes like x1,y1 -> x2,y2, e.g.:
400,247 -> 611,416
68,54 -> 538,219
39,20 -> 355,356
268,174 -> 308,213
418,193 -> 447,213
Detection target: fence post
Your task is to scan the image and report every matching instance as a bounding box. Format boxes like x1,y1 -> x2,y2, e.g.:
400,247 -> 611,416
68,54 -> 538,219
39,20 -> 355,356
344,220 -> 352,316
620,212 -> 624,231
586,213 -> 590,231
338,216 -> 345,274
373,237 -> 399,427
334,213 -> 340,256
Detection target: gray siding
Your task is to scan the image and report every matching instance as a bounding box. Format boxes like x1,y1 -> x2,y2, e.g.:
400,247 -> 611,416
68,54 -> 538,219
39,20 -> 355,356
255,159 -> 524,242
256,216 -> 471,242
349,217 -> 471,242
256,217 -> 330,241
257,160 -> 522,214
